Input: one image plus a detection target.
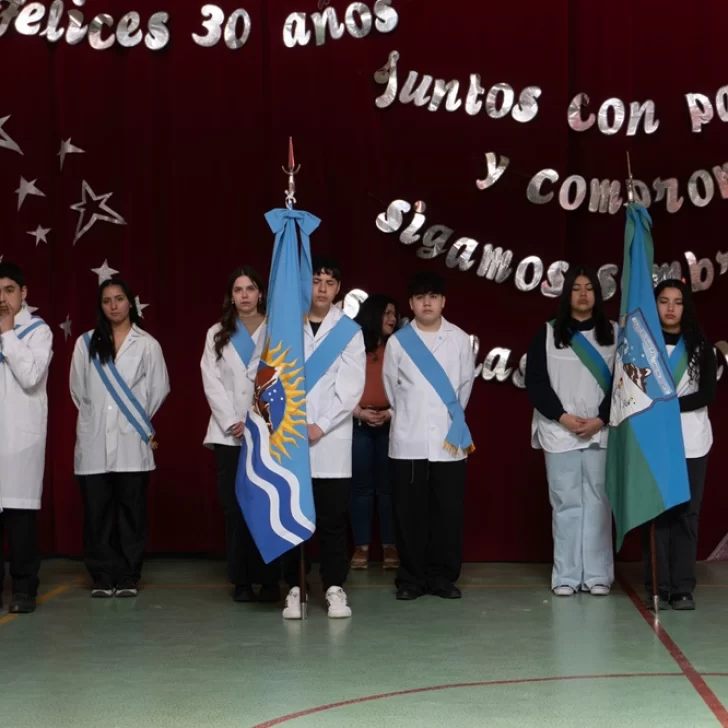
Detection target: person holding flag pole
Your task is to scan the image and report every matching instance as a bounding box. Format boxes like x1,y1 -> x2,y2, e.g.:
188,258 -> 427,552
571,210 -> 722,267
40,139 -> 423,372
605,155 -> 691,615
639,278 -> 716,610
235,140 -> 365,620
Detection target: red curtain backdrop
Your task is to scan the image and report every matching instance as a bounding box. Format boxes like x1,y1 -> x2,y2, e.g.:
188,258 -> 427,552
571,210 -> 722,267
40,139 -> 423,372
1,0 -> 725,561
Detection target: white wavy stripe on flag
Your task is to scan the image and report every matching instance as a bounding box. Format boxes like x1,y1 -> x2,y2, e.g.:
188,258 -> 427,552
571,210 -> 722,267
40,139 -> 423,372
242,427 -> 304,548
248,412 -> 316,533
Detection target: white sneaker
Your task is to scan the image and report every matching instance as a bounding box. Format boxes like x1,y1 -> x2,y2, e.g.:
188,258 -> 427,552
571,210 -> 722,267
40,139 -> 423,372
326,586 -> 352,619
282,587 -> 303,619
552,586 -> 576,597
590,585 -> 611,596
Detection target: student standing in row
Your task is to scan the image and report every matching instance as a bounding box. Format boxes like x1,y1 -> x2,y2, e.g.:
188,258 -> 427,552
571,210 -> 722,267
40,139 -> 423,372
0,263 -> 53,614
201,266 -> 279,603
281,257 -> 366,619
71,278 -> 170,598
383,271 -> 475,601
643,280 -> 716,610
526,266 -> 616,597
350,294 -> 400,571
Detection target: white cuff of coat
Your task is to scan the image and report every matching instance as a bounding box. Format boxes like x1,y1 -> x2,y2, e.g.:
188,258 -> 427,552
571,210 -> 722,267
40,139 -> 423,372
317,417 -> 332,435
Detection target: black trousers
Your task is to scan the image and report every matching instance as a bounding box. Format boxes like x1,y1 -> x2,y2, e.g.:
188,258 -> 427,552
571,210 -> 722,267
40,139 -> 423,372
642,455 -> 708,595
282,478 -> 350,591
391,459 -> 467,593
0,509 -> 40,596
78,472 -> 151,588
214,445 -> 279,587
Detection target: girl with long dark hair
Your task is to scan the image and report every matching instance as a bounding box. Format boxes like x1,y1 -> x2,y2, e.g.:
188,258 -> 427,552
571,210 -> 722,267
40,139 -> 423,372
526,265 -> 617,597
643,279 -> 716,610
70,278 -> 170,598
201,266 -> 279,603
350,294 -> 400,570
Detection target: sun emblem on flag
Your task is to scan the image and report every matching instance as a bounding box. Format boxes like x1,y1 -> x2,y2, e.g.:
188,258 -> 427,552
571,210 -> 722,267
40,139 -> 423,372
253,340 -> 306,462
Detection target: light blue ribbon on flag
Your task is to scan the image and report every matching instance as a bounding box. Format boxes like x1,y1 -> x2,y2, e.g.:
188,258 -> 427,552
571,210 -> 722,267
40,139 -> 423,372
668,336 -> 688,386
83,332 -> 155,445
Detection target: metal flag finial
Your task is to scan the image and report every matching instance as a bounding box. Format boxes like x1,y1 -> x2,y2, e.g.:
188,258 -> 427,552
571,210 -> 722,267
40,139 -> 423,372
625,151 -> 635,204
282,136 -> 301,209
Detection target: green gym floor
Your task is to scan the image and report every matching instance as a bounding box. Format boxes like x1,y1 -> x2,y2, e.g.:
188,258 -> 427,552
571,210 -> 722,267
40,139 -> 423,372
1,559 -> 727,727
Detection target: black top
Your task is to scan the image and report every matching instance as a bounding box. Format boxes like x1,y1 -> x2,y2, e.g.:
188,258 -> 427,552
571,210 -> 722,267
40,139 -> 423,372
663,331 -> 717,413
310,321 -> 322,337
526,318 -> 611,424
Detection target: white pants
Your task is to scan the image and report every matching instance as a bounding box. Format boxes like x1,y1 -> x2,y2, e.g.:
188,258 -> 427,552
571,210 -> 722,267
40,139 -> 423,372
544,447 -> 614,590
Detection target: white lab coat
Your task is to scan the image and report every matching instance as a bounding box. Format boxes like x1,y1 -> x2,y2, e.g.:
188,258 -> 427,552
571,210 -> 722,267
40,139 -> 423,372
70,326 -> 170,475
0,306 -> 53,510
383,317 -> 474,462
305,307 -> 366,478
201,321 -> 265,448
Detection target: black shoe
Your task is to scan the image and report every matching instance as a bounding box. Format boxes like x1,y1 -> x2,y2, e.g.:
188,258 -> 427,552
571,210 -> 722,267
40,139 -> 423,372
9,594 -> 36,613
115,581 -> 139,598
645,591 -> 670,611
396,587 -> 421,601
233,585 -> 256,603
670,593 -> 695,611
431,584 -> 462,599
91,586 -> 115,598
257,584 -> 281,603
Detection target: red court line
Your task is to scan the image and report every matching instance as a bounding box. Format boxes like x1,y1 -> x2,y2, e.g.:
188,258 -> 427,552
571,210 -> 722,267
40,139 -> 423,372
249,673 -> 684,727
617,574 -> 728,727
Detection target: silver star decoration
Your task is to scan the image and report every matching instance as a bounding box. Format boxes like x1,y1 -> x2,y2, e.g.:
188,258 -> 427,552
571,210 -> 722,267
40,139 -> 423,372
0,115 -> 22,156
26,225 -> 51,246
135,296 -> 149,318
16,177 -> 46,211
91,258 -> 119,285
70,180 -> 127,244
59,314 -> 72,341
59,138 -> 85,170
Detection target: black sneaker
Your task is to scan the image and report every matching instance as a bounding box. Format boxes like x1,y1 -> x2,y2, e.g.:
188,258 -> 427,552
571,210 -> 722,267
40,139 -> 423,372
115,582 -> 139,598
670,593 -> 695,610
9,593 -> 36,613
91,586 -> 115,598
233,585 -> 256,603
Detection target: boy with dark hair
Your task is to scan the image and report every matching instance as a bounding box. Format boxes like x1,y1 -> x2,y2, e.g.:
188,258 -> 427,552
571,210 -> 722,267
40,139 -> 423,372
281,256 -> 366,619
0,262 -> 53,613
383,270 -> 475,601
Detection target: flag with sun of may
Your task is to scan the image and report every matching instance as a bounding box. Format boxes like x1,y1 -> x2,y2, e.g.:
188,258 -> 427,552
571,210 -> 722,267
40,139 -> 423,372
234,207 -> 320,564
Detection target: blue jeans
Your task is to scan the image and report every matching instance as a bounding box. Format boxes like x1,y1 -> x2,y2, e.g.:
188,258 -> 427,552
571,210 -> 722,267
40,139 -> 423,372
350,422 -> 394,546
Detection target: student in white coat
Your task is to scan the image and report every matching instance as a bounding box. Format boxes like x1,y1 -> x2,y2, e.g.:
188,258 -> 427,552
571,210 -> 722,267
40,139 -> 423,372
201,266 -> 280,604
0,263 -> 53,614
526,266 -> 617,598
642,280 -> 716,611
281,257 -> 366,620
70,278 -> 170,599
383,271 -> 475,601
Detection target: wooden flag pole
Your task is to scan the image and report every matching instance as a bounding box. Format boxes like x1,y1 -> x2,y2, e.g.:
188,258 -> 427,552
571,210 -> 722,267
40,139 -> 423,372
650,521 -> 660,616
299,544 -> 307,620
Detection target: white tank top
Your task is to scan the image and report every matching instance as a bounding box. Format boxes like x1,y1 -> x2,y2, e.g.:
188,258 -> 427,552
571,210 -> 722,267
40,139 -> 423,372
531,322 -> 617,453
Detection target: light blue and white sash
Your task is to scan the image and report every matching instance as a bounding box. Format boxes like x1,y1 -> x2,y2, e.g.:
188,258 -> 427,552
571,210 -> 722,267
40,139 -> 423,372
395,324 -> 474,456
305,315 -> 360,392
230,320 -> 256,368
0,318 -> 46,364
668,336 -> 689,387
549,321 -> 612,396
83,332 -> 155,445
